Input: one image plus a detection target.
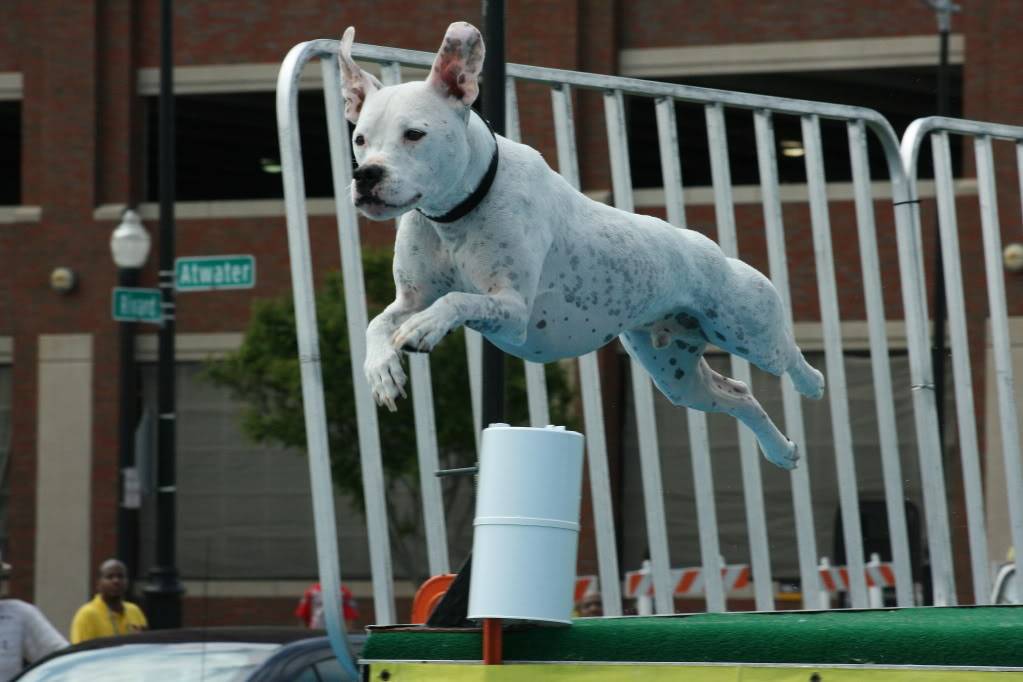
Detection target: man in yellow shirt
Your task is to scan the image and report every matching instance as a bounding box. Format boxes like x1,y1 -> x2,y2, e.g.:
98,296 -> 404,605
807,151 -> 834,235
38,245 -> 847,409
70,559 -> 148,643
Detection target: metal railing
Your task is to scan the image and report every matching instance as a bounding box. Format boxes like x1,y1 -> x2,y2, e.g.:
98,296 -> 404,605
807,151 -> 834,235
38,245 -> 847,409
902,116 -> 1023,604
276,38 -> 1022,632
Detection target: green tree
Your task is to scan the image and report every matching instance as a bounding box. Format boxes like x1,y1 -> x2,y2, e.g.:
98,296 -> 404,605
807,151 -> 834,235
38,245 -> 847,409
205,249 -> 577,582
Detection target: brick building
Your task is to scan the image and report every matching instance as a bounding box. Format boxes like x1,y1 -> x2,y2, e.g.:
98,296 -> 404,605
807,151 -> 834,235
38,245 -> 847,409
1,0 -> 1022,632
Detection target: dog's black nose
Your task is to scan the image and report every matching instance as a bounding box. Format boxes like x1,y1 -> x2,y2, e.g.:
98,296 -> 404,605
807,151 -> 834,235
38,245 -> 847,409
353,164 -> 385,194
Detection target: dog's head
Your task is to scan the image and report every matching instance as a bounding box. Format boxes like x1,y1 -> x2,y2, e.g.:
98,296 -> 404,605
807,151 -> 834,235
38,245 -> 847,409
340,22 -> 485,221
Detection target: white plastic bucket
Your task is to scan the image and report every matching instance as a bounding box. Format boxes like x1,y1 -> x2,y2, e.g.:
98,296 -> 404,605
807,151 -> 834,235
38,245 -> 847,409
467,424 -> 585,625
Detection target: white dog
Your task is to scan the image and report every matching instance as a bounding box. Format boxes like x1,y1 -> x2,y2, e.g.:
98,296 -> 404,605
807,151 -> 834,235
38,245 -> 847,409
341,22 -> 824,469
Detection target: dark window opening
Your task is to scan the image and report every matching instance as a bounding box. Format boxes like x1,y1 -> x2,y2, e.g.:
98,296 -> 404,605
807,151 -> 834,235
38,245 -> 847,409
627,66 -> 963,188
0,101 -> 21,205
145,92 -> 339,201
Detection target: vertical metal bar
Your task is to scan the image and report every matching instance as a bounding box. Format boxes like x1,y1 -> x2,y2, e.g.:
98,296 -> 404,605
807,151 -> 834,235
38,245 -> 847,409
754,109 -> 821,609
931,131 -> 990,603
275,44 -> 359,676
505,76 -> 521,142
321,55 -> 396,623
379,61 -> 401,85
524,361 -> 551,428
848,120 -> 915,606
893,148 -> 956,608
409,352 -> 450,576
801,114 -> 868,607
505,77 -> 551,427
552,84 -> 621,615
379,62 -> 450,576
686,410 -> 725,612
465,329 -> 483,454
655,97 -> 686,229
704,102 -> 771,611
577,354 -> 622,615
605,89 -> 675,615
550,85 -> 579,187
976,134 -> 1023,600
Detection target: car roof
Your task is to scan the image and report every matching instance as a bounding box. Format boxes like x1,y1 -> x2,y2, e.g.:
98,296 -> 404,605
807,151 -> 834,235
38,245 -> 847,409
16,626 -> 325,677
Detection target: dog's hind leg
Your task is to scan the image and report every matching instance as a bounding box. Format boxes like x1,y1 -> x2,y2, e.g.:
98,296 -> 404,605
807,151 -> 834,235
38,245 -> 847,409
620,328 -> 798,470
786,348 -> 825,400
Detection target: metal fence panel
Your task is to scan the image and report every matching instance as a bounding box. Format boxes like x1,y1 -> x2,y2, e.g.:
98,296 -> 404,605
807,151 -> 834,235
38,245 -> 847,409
902,116 -> 1023,603
277,37 -> 988,621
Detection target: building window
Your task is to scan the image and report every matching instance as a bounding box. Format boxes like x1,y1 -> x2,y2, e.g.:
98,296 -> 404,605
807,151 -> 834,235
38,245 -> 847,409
144,93 -> 336,202
0,101 -> 20,205
137,364 -> 371,580
627,66 -> 963,188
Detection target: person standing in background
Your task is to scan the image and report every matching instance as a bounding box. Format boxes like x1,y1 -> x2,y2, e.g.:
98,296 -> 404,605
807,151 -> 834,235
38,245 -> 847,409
70,559 -> 147,644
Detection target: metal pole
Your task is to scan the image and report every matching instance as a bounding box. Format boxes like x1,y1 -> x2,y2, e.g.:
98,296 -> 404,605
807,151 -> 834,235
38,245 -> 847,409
117,266 -> 140,597
480,1 -> 506,651
481,0 -> 506,431
144,0 -> 183,628
926,0 -> 959,453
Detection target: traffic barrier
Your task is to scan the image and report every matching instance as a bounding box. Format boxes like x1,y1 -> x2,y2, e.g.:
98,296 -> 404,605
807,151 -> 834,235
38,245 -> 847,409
624,563 -> 751,599
574,575 -> 599,603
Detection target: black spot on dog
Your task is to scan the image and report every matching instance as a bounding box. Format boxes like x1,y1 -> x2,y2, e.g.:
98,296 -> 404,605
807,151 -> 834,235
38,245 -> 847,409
537,320 -> 547,329
705,308 -> 718,319
674,369 -> 685,380
736,346 -> 749,354
675,340 -> 688,351
715,331 -> 727,341
603,334 -> 614,343
669,358 -> 677,366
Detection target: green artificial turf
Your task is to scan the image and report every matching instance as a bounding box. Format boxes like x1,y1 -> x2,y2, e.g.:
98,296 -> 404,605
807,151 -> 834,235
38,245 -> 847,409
362,606 -> 1023,668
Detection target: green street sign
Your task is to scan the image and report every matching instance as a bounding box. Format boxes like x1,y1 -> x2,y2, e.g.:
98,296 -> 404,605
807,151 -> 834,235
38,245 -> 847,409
112,287 -> 163,324
175,254 -> 256,292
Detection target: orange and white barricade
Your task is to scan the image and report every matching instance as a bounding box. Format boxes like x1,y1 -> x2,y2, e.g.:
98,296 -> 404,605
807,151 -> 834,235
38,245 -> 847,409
623,561 -> 751,613
819,554 -> 896,607
574,575 -> 599,603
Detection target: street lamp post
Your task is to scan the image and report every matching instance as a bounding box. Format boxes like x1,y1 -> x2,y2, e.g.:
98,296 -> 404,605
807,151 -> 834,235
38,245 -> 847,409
143,0 -> 184,629
110,209 -> 151,594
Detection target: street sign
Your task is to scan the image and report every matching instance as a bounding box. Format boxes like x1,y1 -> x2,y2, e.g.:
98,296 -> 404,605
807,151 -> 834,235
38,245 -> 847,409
175,254 -> 256,292
112,287 -> 163,324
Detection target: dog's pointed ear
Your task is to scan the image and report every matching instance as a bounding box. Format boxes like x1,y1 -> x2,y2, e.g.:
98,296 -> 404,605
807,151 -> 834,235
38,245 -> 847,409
426,22 -> 485,109
338,26 -> 382,124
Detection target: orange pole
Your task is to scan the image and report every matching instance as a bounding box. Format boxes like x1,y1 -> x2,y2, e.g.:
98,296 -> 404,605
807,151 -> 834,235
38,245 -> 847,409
483,617 -> 503,664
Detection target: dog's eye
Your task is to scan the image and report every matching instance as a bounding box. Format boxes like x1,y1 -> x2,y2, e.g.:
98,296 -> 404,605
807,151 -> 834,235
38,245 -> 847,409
404,129 -> 426,141
354,134 -> 365,146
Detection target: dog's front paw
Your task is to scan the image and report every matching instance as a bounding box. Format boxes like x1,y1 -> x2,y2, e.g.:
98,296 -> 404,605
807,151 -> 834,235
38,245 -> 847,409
364,349 -> 407,412
763,439 -> 800,471
391,305 -> 456,353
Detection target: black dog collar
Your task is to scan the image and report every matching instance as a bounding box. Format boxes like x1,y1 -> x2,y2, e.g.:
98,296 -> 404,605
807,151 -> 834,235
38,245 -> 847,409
418,112 -> 499,223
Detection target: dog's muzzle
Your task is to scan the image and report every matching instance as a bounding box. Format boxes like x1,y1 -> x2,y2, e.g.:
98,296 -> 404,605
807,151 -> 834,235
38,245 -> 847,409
353,164 -> 385,196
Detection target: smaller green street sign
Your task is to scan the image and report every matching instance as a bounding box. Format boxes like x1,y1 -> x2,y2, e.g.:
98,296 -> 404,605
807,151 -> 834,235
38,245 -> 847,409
175,255 -> 256,292
112,287 -> 163,324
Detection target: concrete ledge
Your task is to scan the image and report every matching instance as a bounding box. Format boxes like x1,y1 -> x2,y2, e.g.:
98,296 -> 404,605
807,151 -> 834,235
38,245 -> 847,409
620,35 -> 964,78
0,206 -> 42,224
